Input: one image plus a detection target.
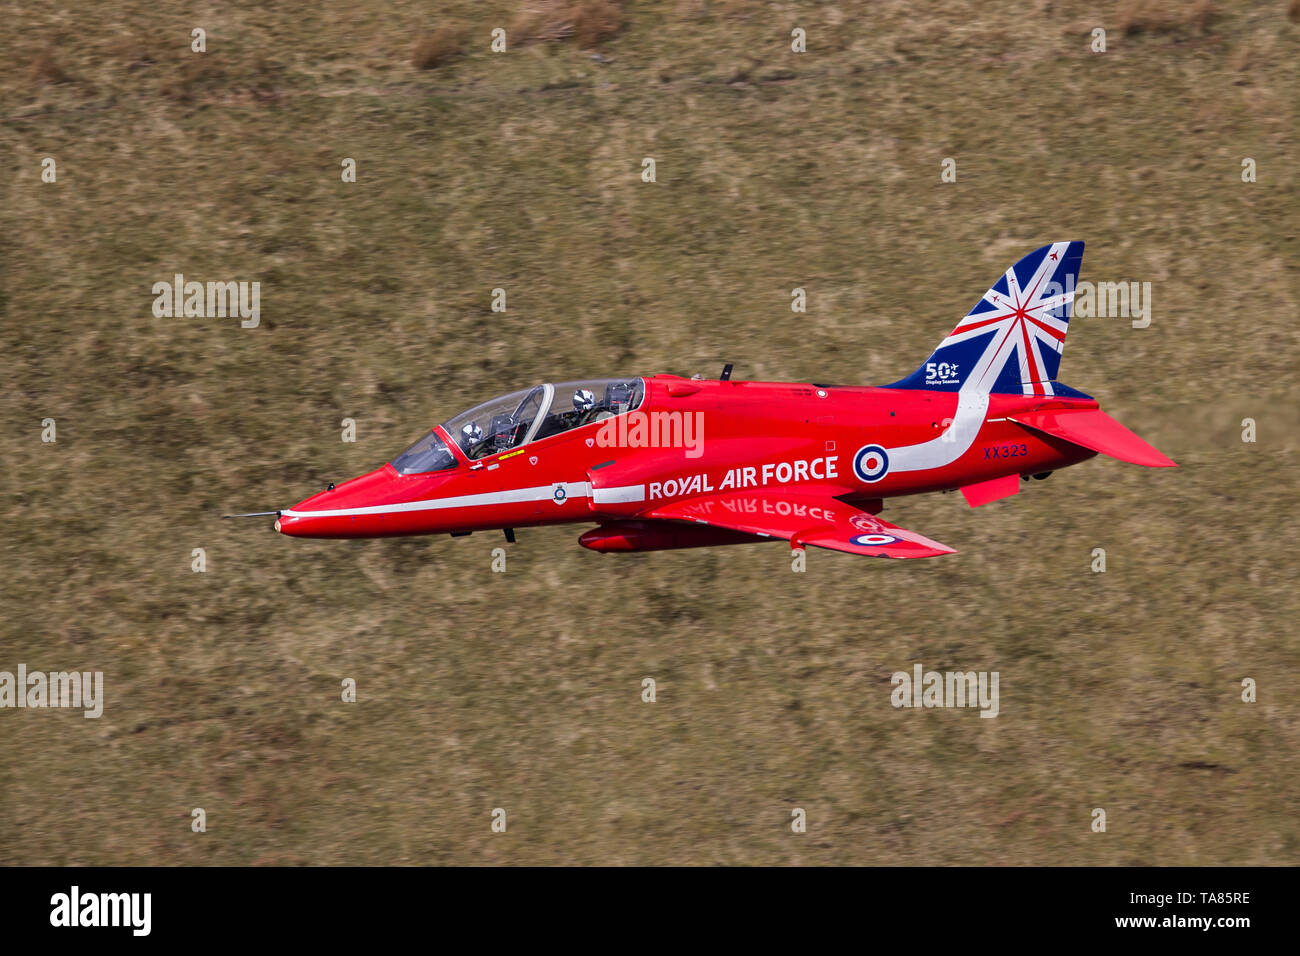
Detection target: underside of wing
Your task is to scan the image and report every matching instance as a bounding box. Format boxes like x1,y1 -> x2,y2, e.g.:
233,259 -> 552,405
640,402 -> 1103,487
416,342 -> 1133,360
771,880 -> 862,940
643,489 -> 956,559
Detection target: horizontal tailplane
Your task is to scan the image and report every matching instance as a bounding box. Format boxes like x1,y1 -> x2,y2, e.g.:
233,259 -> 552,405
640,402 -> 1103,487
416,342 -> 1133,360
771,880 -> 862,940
1011,408 -> 1176,467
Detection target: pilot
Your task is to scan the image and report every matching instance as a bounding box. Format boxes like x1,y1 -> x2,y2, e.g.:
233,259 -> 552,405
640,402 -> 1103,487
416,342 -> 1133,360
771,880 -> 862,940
574,388 -> 615,425
461,421 -> 490,459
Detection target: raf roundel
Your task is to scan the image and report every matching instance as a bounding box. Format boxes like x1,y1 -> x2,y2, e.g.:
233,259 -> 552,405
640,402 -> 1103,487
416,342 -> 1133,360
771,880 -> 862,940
851,533 -> 898,547
853,444 -> 890,483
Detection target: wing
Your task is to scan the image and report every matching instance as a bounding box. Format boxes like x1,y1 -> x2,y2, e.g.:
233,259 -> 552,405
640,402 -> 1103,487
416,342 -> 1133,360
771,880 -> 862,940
643,489 -> 956,559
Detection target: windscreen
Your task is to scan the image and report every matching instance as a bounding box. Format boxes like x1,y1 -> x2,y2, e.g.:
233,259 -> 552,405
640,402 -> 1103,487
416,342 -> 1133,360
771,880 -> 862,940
391,430 -> 457,475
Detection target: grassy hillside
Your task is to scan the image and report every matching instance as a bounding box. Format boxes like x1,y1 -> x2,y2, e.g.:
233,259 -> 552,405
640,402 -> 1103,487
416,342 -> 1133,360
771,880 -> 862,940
1,0 -> 1298,864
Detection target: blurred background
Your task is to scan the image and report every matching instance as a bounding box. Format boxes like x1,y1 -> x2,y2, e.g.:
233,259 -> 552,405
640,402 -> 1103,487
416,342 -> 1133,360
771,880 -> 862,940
1,0 -> 1297,864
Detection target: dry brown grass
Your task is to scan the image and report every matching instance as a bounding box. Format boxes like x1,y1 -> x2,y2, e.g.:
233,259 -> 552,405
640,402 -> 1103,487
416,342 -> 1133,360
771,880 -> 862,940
509,7 -> 561,45
511,0 -> 624,47
1227,39 -> 1253,73
412,26 -> 466,70
1116,0 -> 1216,36
717,0 -> 757,20
29,47 -> 69,84
109,35 -> 160,73
573,0 -> 625,47
159,55 -> 227,103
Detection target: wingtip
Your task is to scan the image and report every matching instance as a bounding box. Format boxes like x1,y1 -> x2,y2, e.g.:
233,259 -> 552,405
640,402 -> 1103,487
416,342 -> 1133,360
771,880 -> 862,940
1138,451 -> 1178,468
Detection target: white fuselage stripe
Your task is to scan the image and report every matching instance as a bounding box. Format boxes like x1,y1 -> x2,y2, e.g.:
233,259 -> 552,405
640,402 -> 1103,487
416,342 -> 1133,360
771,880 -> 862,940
592,484 -> 646,504
887,388 -> 989,473
282,482 -> 646,518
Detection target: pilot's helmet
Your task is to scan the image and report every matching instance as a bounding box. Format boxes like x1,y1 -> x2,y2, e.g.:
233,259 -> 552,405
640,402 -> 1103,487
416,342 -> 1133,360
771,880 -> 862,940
461,422 -> 484,444
573,388 -> 597,412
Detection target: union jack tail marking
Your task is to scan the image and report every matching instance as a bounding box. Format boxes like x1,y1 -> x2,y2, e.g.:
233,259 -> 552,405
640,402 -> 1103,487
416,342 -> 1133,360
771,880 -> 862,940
886,241 -> 1085,396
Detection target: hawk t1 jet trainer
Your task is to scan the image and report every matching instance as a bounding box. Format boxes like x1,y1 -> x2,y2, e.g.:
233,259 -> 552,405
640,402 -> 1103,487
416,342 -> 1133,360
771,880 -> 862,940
233,242 -> 1175,559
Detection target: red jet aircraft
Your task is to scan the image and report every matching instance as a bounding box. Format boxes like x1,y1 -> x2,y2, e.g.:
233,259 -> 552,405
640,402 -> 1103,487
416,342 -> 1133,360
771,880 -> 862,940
236,242 -> 1175,559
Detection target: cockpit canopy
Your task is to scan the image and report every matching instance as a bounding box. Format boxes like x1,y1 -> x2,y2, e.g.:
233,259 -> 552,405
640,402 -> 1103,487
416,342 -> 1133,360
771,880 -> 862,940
391,378 -> 644,474
391,429 -> 457,475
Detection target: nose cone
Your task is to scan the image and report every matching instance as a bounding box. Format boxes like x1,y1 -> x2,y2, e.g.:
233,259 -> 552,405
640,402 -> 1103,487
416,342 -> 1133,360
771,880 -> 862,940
276,514 -> 307,536
277,467 -> 397,538
276,465 -> 463,538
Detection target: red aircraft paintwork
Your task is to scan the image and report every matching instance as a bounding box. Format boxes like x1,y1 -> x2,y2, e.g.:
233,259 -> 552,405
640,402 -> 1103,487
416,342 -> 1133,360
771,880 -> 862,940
244,243 -> 1174,559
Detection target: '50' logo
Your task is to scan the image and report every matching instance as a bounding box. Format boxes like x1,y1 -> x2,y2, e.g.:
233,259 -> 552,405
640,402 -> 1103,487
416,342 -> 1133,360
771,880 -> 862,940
925,361 -> 959,384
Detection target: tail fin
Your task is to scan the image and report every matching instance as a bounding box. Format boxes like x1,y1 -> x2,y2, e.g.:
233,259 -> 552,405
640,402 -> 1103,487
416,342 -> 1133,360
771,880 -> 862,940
886,241 -> 1085,397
